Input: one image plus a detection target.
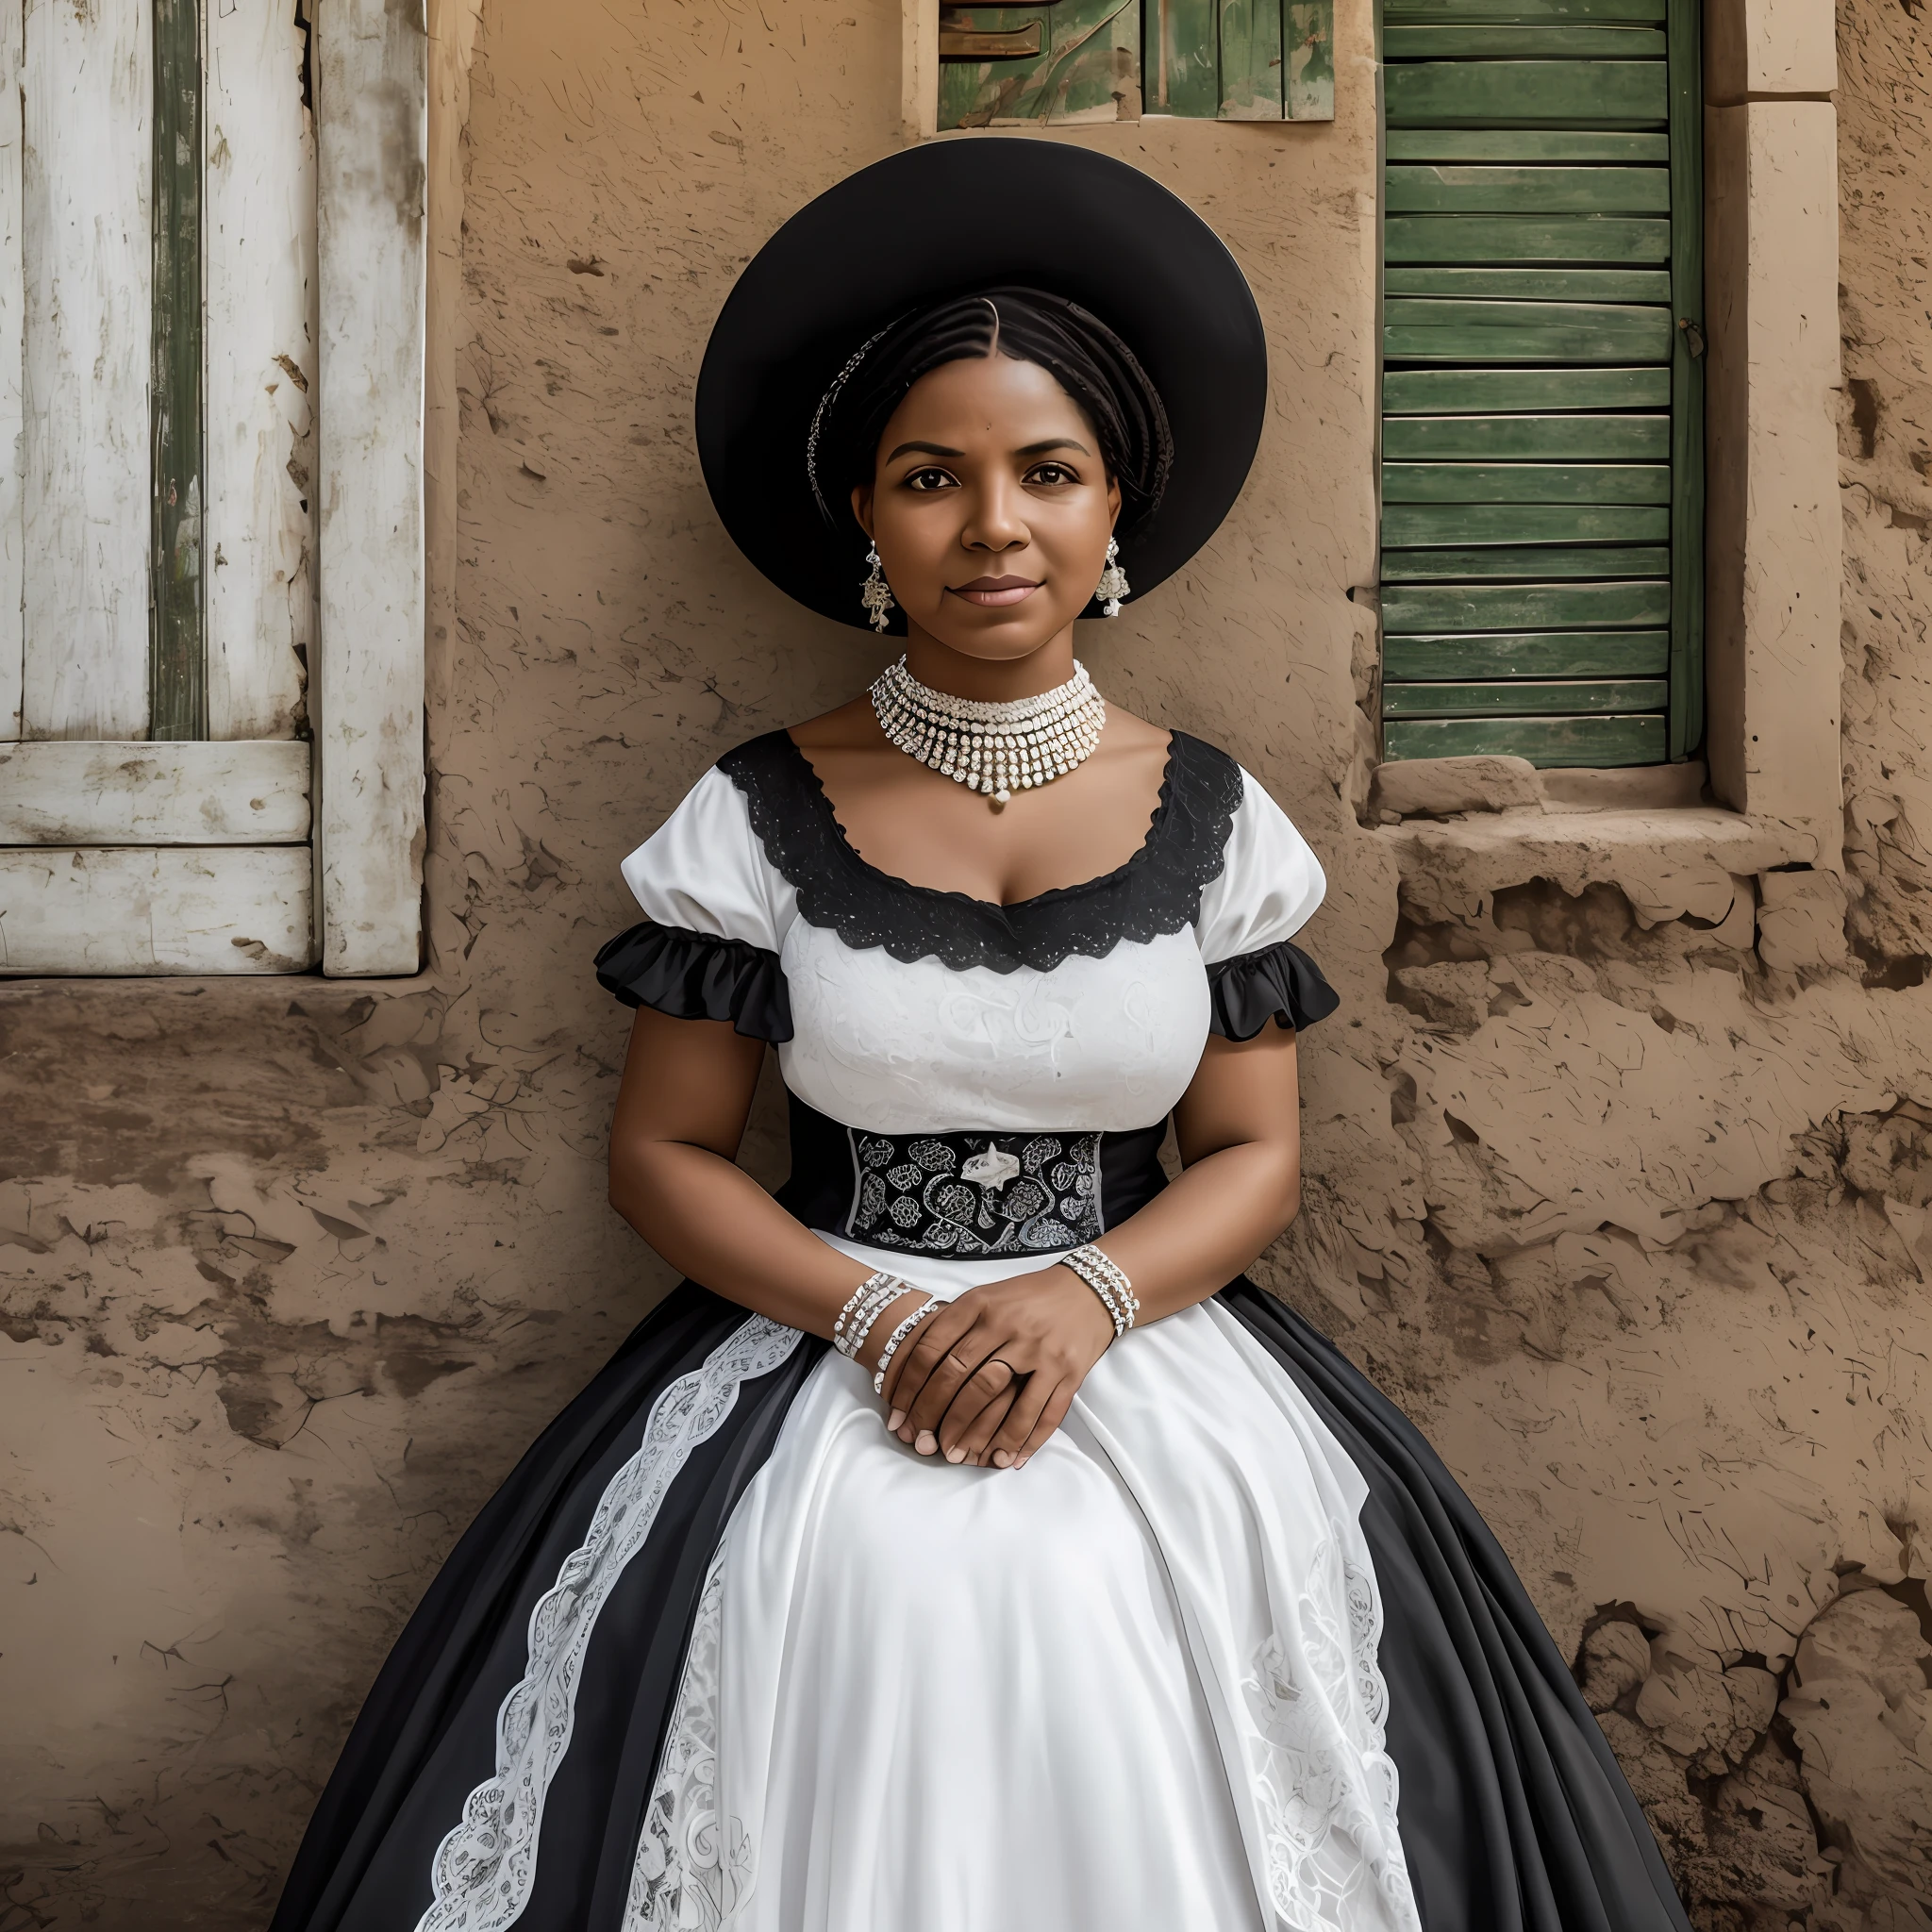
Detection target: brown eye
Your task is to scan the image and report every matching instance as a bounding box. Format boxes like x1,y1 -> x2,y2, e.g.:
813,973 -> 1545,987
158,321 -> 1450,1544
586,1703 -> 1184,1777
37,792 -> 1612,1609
904,467 -> 958,491
1026,462 -> 1078,487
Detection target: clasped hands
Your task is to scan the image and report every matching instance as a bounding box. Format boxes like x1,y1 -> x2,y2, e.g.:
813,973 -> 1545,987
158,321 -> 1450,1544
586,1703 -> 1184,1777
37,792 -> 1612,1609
869,1266 -> 1117,1470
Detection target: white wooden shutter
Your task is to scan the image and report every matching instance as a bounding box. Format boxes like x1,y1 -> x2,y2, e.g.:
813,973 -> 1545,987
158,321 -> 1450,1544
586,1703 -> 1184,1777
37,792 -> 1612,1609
0,0 -> 427,978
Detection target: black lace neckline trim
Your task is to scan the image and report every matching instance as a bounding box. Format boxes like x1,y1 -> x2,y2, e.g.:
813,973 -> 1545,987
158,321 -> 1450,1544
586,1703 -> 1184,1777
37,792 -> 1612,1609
718,727 -> 1245,974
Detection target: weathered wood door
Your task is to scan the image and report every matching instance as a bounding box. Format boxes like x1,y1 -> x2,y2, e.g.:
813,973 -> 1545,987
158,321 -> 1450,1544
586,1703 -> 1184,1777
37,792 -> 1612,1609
0,0 -> 320,971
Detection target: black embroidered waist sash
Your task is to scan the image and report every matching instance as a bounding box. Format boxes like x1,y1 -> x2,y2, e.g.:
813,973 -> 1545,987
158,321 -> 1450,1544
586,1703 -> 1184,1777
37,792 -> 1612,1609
776,1092 -> 1169,1259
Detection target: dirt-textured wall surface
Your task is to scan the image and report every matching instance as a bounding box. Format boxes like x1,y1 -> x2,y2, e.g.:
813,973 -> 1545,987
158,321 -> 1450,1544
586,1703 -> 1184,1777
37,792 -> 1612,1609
3,0 -> 1928,1924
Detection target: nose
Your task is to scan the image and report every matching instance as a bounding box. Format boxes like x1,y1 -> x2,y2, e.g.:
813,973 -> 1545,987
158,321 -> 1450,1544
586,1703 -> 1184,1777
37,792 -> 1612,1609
960,470 -> 1029,556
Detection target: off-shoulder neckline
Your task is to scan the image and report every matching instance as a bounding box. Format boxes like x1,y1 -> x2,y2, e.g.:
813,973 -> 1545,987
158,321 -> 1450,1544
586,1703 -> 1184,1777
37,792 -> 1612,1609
778,728 -> 1180,914
716,728 -> 1247,975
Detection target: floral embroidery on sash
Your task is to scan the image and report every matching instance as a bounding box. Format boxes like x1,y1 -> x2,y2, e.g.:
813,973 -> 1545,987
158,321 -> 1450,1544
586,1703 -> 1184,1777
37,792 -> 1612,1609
848,1128 -> 1101,1255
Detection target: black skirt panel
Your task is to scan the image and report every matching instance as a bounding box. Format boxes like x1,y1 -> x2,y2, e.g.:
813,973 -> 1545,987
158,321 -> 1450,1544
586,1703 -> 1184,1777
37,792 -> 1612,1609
269,1285 -> 827,1932
1218,1280 -> 1691,1932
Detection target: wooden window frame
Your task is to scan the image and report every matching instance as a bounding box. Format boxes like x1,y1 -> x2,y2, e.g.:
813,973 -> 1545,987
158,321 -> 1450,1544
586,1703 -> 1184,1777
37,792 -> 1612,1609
1368,0 -> 1840,858
0,0 -> 426,979
314,0 -> 428,975
1698,0 -> 1841,848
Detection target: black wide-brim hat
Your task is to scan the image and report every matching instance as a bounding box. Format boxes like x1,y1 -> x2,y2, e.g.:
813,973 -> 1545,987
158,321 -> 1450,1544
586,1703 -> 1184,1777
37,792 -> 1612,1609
696,139 -> 1267,632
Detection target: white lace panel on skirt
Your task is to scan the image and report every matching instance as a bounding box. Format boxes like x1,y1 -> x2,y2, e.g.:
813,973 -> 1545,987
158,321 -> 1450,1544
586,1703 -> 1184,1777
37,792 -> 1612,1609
413,1316 -> 802,1932
625,1546 -> 744,1931
1243,1535 -> 1414,1932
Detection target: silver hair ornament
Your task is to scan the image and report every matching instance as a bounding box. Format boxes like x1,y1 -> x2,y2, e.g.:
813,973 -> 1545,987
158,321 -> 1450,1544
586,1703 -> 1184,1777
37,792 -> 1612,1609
805,324 -> 894,525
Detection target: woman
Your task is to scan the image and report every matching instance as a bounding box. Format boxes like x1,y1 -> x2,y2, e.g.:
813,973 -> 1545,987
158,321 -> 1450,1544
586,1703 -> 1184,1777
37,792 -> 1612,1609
273,142 -> 1692,1932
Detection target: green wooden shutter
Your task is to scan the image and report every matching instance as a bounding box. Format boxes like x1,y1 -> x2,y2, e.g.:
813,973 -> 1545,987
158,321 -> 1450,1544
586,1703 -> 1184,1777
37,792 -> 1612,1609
1378,0 -> 1703,767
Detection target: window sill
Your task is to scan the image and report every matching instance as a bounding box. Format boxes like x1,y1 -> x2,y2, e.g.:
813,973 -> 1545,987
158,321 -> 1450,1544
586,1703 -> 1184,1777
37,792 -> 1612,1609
1373,803 -> 1819,928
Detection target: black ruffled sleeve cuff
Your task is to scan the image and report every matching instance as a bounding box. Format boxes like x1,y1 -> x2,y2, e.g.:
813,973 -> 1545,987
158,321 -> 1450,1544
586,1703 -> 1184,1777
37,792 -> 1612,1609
593,922 -> 794,1042
1207,939 -> 1340,1041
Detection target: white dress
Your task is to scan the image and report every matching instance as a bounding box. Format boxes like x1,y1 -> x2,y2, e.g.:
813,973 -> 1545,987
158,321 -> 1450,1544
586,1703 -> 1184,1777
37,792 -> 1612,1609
614,734 -> 1416,1932
268,727 -> 1695,1932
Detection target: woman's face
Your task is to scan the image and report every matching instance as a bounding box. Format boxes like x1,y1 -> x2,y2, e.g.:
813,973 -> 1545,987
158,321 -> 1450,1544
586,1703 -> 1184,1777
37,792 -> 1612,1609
852,353 -> 1122,664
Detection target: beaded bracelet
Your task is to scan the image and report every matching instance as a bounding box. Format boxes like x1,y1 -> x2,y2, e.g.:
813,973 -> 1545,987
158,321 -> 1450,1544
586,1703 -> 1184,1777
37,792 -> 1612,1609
846,1283 -> 908,1364
833,1271 -> 892,1350
1059,1244 -> 1138,1339
873,1295 -> 941,1396
834,1270 -> 907,1361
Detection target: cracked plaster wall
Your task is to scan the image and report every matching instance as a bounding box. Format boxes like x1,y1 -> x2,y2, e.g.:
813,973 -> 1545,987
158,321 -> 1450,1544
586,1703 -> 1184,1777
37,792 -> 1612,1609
1,0 -> 1928,1924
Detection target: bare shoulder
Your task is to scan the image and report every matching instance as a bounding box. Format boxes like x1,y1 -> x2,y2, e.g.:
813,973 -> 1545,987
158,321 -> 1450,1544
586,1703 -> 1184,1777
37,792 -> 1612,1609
1094,700 -> 1174,781
1096,701 -> 1169,752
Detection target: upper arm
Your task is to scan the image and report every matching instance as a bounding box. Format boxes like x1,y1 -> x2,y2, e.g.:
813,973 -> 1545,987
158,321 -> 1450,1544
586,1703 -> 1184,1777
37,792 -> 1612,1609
1172,1024 -> 1301,1169
611,1008 -> 768,1165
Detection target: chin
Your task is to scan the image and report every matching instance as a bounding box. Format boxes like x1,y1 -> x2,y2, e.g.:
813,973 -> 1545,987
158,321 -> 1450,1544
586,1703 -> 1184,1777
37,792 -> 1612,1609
924,622 -> 1070,664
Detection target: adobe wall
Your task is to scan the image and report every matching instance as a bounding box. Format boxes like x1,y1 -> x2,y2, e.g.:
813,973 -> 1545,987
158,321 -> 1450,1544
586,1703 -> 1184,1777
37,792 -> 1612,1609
2,0 -> 1927,1923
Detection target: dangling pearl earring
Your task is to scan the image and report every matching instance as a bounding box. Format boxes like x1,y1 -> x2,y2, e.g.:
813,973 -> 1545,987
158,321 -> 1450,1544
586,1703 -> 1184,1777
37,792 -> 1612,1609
861,545 -> 896,632
1095,537 -> 1128,618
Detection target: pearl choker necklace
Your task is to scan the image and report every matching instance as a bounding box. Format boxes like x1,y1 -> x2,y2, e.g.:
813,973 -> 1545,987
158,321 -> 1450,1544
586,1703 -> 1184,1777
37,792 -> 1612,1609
869,656 -> 1107,811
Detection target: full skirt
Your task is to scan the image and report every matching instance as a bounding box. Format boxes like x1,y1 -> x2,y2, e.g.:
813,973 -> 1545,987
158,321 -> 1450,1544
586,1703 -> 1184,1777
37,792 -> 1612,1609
269,1278 -> 1691,1932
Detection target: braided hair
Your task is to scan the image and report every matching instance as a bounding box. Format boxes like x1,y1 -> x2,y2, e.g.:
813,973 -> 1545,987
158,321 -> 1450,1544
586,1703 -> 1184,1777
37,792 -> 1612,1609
806,287 -> 1174,539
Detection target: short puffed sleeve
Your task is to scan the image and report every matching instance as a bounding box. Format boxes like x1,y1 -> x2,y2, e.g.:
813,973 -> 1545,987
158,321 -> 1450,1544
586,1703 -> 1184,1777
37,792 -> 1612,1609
593,764 -> 795,1041
1193,769 -> 1341,1040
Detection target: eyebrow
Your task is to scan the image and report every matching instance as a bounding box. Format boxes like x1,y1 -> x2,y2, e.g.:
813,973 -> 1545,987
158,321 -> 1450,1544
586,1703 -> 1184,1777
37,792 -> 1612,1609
884,435 -> 1093,462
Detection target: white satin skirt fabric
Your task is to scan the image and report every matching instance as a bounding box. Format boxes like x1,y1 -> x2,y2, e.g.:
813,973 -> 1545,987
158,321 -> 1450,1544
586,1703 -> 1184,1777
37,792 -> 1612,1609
670,1242 -> 1421,1932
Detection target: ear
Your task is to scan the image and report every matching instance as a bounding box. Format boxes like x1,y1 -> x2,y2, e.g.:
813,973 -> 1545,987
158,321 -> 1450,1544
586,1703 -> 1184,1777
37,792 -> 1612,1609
850,483 -> 875,540
1107,475 -> 1122,528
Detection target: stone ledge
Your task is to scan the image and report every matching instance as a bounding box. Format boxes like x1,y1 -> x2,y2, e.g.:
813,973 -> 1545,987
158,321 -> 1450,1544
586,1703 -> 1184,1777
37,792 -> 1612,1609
1379,807 -> 1821,924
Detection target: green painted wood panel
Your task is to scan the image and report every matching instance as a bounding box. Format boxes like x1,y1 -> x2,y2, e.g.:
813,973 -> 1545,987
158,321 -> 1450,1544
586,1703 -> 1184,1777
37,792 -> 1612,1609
1382,413 -> 1672,458
1129,0 -> 1336,122
1286,1 -> 1337,117
150,0 -> 204,741
1377,0 -> 1700,769
1383,714 -> 1668,764
1383,59 -> 1667,125
1381,542 -> 1671,576
1664,0 -> 1702,757
1149,0 -> 1219,112
1387,127 -> 1669,160
1383,266 -> 1672,300
1383,24 -> 1664,56
1382,578 -> 1671,629
1383,676 -> 1668,715
1219,0 -> 1283,114
939,2 -> 1142,127
1385,216 -> 1670,263
1383,0 -> 1664,22
1384,629 -> 1671,677
1385,300 -> 1674,363
1383,461 -> 1671,502
1385,163 -> 1669,213
1384,503 -> 1670,545
1382,365 -> 1672,410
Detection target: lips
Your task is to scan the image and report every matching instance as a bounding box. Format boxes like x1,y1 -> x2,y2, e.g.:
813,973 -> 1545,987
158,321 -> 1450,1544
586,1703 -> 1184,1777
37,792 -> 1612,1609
950,575 -> 1041,608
